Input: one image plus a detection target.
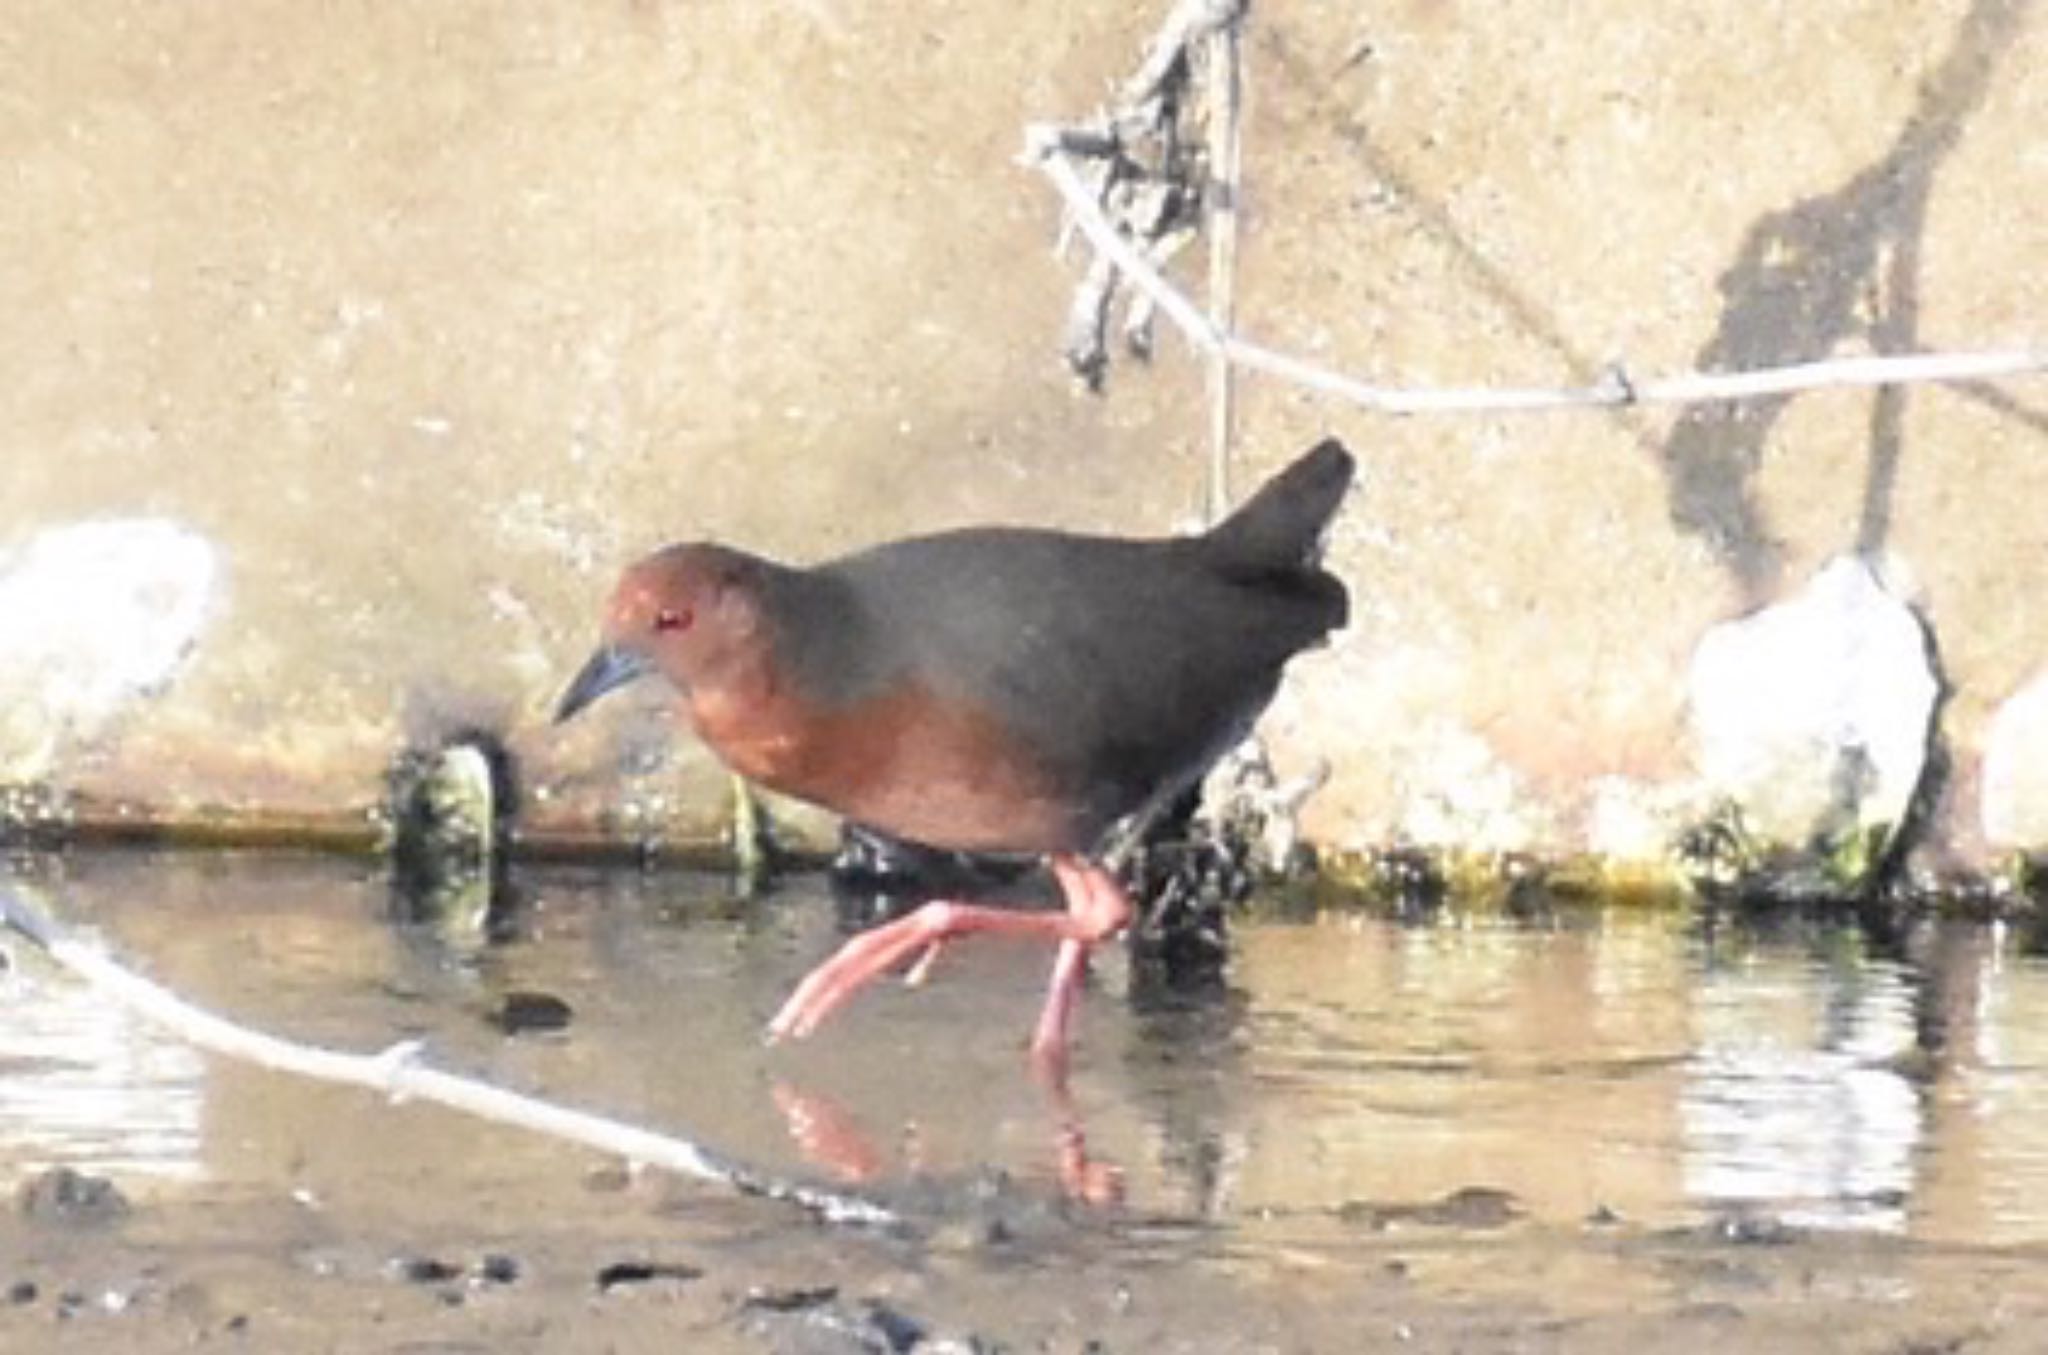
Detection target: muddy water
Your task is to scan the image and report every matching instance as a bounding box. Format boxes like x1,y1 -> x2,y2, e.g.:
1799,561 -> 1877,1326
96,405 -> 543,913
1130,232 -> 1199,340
5,852 -> 2048,1351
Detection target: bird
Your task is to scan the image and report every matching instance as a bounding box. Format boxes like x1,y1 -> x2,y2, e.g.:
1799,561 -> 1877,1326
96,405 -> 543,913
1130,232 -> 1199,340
555,437 -> 1353,1064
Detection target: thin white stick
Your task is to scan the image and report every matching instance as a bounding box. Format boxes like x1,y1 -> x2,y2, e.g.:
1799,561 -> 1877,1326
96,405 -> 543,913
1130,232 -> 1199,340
0,887 -> 896,1229
1025,127 -> 2048,416
1203,17 -> 1244,523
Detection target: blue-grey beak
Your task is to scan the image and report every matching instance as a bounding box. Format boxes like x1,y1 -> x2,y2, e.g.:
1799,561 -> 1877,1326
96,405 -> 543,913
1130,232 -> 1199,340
554,644 -> 655,724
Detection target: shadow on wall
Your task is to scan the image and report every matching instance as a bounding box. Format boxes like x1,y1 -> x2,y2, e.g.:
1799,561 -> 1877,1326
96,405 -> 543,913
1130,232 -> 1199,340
1273,1 -> 2039,608
1659,0 -> 2036,604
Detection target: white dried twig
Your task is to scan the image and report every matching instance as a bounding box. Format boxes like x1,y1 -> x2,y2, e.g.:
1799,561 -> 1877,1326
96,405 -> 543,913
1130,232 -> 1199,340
0,885 -> 897,1229
1201,10 -> 1243,523
1024,127 -> 2047,417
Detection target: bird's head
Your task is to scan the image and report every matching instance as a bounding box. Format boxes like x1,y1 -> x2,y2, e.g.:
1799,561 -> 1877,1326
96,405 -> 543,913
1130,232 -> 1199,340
553,543 -> 769,724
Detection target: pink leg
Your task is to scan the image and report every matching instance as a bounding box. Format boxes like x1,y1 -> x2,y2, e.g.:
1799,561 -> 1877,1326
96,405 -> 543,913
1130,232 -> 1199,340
1027,857 -> 1135,1068
766,853 -> 1133,1054
1030,1045 -> 1126,1207
1032,940 -> 1089,1067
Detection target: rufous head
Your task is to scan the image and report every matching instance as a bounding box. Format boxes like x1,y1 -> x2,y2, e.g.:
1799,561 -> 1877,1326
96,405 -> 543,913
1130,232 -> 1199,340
553,543 -> 767,723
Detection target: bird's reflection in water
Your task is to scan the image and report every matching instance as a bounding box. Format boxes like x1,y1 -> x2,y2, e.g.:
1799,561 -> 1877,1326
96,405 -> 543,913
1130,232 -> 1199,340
768,1071 -> 1125,1208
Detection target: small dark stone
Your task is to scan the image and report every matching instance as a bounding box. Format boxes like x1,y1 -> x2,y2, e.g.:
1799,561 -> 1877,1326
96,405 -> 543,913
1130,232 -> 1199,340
475,1253 -> 521,1285
17,1167 -> 130,1226
862,1298 -> 928,1352
488,990 -> 574,1035
1586,1203 -> 1623,1226
743,1294 -> 938,1355
224,1313 -> 250,1333
739,1283 -> 839,1313
55,1290 -> 86,1320
388,1254 -> 463,1285
7,1279 -> 37,1305
595,1260 -> 704,1293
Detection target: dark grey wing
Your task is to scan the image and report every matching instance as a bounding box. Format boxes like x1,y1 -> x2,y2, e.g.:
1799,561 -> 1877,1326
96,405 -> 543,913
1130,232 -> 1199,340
828,529 -> 1342,839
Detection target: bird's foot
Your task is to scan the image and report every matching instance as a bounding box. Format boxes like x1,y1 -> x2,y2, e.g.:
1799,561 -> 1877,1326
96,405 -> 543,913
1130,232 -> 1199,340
765,854 -> 1133,1053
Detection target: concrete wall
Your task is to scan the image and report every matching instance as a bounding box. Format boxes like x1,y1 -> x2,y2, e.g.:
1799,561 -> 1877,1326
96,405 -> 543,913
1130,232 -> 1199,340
2,1 -> 2043,882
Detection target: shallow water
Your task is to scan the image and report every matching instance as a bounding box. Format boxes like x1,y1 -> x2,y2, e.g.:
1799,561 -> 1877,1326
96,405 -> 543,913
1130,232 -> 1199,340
5,853 -> 2047,1246
5,853 -> 2048,1349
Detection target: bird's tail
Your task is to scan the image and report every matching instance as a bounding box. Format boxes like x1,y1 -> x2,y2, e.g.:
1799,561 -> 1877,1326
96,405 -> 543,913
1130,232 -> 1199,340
1202,437 -> 1355,571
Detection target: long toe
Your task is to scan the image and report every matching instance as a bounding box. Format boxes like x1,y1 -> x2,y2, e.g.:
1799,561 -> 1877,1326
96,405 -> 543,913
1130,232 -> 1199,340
766,903 -> 961,1042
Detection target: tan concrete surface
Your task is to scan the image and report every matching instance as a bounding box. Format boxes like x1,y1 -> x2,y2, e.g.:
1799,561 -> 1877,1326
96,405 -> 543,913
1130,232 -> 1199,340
2,1 -> 2043,869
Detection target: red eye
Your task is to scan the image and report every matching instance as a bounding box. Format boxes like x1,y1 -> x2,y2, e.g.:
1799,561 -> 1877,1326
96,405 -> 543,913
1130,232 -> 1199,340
653,606 -> 692,633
